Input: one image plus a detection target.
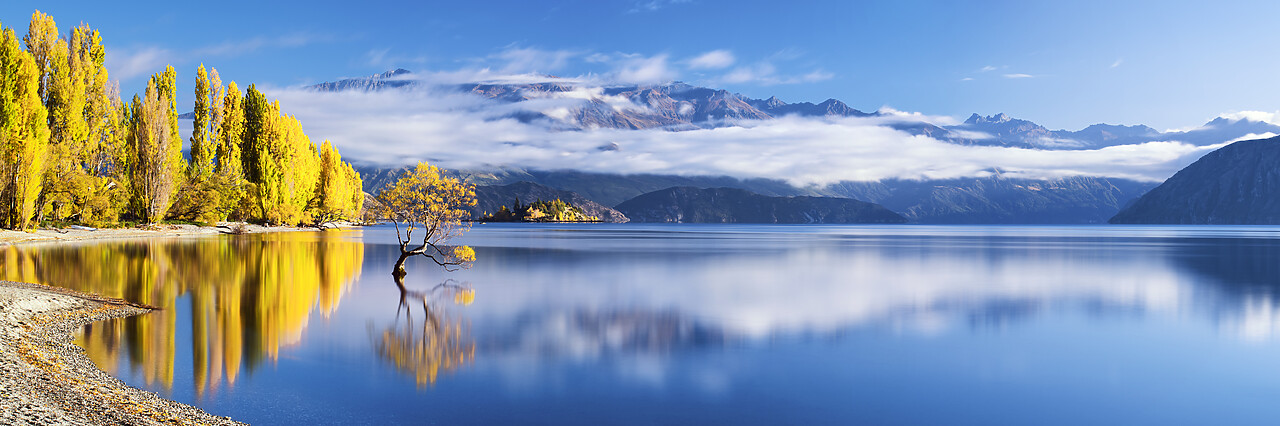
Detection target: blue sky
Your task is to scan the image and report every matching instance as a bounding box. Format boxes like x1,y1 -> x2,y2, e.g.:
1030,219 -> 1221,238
6,0 -> 1280,131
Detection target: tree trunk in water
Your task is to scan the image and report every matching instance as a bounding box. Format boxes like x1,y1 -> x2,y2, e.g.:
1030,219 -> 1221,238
393,251 -> 411,278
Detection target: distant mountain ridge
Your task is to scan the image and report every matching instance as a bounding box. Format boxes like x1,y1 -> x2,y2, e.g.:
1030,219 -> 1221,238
353,165 -> 1155,224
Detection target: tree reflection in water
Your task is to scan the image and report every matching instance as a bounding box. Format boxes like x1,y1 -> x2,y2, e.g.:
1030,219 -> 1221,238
0,231 -> 365,398
374,276 -> 475,388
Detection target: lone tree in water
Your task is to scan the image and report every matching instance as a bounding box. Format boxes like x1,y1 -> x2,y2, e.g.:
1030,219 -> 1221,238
375,162 -> 477,277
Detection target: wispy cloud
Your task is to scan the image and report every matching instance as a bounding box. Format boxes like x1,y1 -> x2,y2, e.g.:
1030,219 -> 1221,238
687,50 -> 735,70
717,62 -> 832,86
612,53 -> 677,84
1111,58 -> 1123,68
366,48 -> 428,68
1003,73 -> 1034,79
491,46 -> 580,74
191,33 -> 322,58
979,65 -> 997,72
106,33 -> 326,82
106,46 -> 174,81
629,0 -> 693,13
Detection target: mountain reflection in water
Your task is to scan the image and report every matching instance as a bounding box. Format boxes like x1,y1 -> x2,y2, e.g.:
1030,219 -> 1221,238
1,231 -> 364,398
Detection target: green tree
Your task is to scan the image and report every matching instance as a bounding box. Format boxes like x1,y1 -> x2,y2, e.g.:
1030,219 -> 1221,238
374,162 -> 476,277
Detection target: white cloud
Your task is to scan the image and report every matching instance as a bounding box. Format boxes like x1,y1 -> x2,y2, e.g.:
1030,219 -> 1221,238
105,46 -> 173,81
629,0 -> 693,13
263,79 -> 1220,187
1226,132 -> 1278,143
192,33 -> 321,58
800,70 -> 835,83
365,48 -> 427,68
1111,58 -> 1123,68
718,62 -> 832,86
1218,110 -> 1280,125
687,50 -> 735,70
612,54 -> 677,84
491,46 -> 579,74
960,77 -> 975,82
1003,73 -> 1034,79
980,65 -> 997,72
873,106 -> 961,126
106,34 -> 324,83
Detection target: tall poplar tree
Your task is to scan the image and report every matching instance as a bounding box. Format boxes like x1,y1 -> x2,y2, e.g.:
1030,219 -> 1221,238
71,23 -> 123,224
241,85 -> 282,222
0,27 -> 50,230
189,64 -> 213,181
216,81 -> 243,179
128,69 -> 183,223
207,68 -> 224,159
21,11 -> 57,103
314,140 -> 364,225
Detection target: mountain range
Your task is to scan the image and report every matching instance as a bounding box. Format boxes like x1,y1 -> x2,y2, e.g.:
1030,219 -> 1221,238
312,69 -> 1280,149
317,69 -> 1280,224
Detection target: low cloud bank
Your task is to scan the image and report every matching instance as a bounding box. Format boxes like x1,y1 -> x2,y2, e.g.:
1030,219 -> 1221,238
265,84 -> 1222,186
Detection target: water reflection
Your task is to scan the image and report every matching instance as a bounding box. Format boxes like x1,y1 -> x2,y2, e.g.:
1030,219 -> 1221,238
9,225 -> 1280,425
374,278 -> 475,387
1,231 -> 364,397
452,226 -> 1280,345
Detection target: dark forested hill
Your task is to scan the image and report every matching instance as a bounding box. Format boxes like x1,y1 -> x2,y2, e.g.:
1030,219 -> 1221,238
615,187 -> 906,224
1110,136 -> 1280,224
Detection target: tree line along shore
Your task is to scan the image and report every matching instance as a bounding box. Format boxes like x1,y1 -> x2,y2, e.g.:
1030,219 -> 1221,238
0,10 -> 365,232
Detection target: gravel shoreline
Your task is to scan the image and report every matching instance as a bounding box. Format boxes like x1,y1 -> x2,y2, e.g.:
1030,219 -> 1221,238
0,280 -> 245,425
0,222 -> 330,246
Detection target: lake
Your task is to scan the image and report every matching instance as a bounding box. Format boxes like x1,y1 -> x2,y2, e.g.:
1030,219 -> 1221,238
5,224 -> 1280,424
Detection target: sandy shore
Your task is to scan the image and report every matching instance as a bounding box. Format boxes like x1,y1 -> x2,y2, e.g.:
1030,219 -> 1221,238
0,280 -> 244,425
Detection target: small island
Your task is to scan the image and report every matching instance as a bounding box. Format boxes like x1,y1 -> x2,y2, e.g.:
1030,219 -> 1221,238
481,198 -> 601,222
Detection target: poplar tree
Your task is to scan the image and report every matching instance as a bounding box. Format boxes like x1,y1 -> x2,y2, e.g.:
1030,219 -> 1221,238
216,81 -> 243,179
21,11 -> 57,103
189,64 -> 213,181
73,23 -> 113,177
72,23 -> 123,224
241,85 -> 282,223
315,140 -> 364,225
0,27 -> 50,230
128,69 -> 183,223
207,68 -> 224,158
42,37 -> 91,222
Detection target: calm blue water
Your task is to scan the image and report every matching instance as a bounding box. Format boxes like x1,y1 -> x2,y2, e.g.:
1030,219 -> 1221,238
38,224 -> 1280,424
